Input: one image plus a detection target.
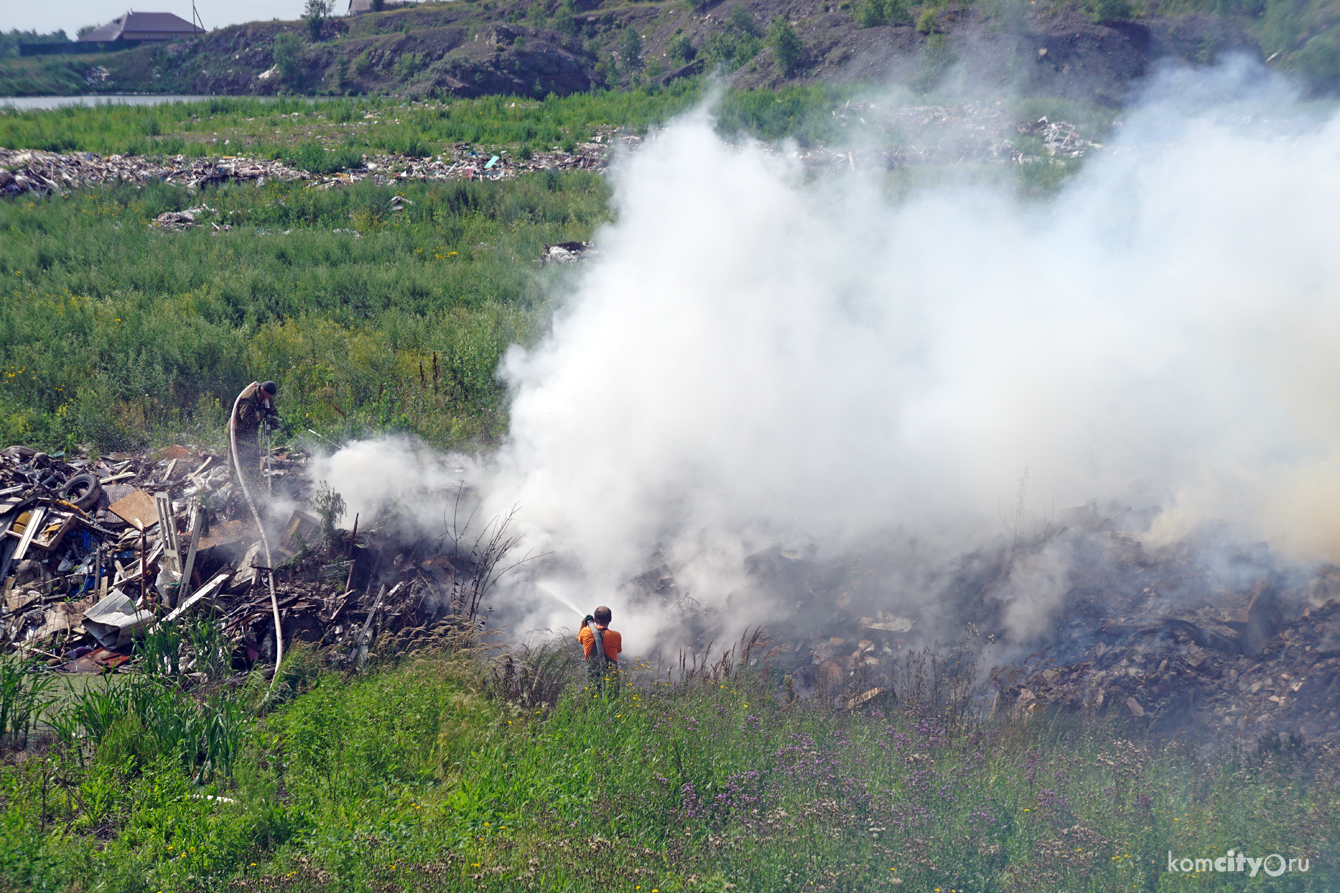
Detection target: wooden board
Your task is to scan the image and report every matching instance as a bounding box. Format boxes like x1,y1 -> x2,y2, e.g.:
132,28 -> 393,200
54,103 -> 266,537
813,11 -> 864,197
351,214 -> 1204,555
108,489 -> 158,529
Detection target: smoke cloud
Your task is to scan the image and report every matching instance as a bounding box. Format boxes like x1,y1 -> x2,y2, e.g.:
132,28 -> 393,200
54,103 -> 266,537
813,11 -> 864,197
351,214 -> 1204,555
320,60 -> 1340,657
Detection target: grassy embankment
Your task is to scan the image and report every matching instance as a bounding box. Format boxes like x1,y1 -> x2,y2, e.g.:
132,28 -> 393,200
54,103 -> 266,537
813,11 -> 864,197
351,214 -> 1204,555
0,633 -> 1336,893
0,91 -> 1106,455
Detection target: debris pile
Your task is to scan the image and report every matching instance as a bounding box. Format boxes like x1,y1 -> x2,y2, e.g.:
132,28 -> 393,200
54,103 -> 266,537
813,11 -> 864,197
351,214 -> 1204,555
1,442 -> 490,676
789,102 -> 1102,171
2,108 -> 1100,201
0,148 -> 307,197
993,579 -> 1340,748
620,511 -> 1340,748
0,134 -> 621,199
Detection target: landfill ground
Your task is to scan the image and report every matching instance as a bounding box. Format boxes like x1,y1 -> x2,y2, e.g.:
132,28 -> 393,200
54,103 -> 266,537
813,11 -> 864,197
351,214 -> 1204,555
1,441 -> 498,685
4,437 -> 1339,759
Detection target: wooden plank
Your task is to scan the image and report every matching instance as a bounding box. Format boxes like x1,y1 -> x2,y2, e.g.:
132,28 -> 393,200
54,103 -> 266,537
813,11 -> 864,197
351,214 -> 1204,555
109,490 -> 156,528
13,507 -> 44,561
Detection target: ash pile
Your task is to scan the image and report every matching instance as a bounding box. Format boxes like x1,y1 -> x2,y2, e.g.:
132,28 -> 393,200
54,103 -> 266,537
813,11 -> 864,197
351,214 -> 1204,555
0,442 -> 492,675
619,506 -> 1340,748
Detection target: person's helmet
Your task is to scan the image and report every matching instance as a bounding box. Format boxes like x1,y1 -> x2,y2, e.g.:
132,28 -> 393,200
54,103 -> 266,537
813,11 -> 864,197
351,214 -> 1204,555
260,381 -> 278,396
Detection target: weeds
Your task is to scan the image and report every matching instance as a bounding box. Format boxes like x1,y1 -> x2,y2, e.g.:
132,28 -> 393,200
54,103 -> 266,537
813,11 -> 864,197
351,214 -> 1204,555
0,642 -> 1336,892
0,654 -> 55,747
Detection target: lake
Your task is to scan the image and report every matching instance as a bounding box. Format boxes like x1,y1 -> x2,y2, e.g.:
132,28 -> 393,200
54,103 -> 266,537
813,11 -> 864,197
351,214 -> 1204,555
0,95 -> 215,111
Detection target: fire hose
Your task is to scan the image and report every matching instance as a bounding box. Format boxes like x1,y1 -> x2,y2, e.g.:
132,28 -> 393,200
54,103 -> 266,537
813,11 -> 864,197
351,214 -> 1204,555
229,383 -> 283,684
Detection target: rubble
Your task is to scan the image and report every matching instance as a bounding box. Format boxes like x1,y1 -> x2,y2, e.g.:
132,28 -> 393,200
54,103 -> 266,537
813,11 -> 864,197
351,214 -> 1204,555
620,511 -> 1340,749
787,102 -> 1103,172
993,590 -> 1340,749
0,441 -> 494,677
0,134 -> 618,200
1,108 -> 1102,203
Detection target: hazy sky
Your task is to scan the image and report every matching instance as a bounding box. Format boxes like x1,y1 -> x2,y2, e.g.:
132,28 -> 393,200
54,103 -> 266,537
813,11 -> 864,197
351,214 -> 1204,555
6,0 -> 335,36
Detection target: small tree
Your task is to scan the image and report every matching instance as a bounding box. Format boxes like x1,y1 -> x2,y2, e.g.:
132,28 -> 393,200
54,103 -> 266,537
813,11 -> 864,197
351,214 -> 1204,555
668,30 -> 696,63
767,16 -> 802,75
304,0 -> 333,40
273,32 -> 305,86
854,0 -> 910,27
619,26 -> 643,71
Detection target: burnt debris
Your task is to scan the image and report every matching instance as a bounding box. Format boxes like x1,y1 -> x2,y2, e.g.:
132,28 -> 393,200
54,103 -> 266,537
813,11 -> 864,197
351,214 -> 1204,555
1,442 -> 496,676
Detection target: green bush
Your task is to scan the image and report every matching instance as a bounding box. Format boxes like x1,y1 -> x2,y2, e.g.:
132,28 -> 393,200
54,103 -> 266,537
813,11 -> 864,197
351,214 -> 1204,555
1083,0 -> 1135,22
1288,30 -> 1340,90
272,32 -> 305,87
701,8 -> 764,71
855,0 -> 911,26
619,26 -> 643,71
668,31 -> 697,63
768,16 -> 804,75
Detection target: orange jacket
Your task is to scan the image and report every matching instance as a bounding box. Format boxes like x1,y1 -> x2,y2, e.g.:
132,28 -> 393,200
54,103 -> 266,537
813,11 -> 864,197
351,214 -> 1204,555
578,625 -> 621,663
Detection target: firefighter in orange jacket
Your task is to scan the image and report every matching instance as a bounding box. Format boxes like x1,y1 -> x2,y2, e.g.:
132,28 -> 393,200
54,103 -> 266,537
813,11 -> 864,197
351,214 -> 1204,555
579,605 -> 621,690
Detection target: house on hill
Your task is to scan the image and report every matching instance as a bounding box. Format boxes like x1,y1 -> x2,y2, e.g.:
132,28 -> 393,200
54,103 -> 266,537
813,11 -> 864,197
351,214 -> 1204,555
78,11 -> 205,43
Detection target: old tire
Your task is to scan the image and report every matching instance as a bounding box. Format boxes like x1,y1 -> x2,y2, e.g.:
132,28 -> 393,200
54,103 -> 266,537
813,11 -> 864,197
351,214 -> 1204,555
60,473 -> 102,511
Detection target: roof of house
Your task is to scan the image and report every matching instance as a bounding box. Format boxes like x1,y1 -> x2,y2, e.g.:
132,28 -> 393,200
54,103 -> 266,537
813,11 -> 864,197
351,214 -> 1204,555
79,11 -> 205,41
348,0 -> 373,11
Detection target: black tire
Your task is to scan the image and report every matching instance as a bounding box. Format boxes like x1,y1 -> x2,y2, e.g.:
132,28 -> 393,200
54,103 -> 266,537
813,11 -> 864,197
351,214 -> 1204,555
60,472 -> 103,511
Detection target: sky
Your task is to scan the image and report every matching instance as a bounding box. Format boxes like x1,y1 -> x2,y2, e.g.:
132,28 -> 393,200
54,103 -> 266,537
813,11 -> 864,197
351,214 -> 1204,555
5,0 -> 340,36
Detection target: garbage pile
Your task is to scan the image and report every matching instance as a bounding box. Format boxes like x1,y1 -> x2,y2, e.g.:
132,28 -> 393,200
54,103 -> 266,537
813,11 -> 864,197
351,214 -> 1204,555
0,133 -> 619,199
1,443 -> 487,675
993,578 -> 1340,748
619,514 -> 1340,748
789,101 -> 1101,172
0,148 -> 308,197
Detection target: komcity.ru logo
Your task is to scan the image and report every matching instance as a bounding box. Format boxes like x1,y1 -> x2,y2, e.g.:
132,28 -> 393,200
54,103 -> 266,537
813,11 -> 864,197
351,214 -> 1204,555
1167,850 -> 1310,878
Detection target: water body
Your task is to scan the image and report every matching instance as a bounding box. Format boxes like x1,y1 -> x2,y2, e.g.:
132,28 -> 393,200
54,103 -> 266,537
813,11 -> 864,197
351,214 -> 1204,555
0,95 -> 215,111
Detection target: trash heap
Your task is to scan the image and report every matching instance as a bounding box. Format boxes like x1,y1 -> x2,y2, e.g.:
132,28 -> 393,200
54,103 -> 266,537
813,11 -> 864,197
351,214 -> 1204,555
788,102 -> 1102,172
0,443 -> 485,675
621,520 -> 1340,748
993,582 -> 1340,748
0,134 -> 618,200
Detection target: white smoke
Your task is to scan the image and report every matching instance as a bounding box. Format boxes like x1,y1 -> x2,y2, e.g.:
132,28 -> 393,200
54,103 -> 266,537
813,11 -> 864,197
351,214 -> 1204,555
322,60 -> 1340,655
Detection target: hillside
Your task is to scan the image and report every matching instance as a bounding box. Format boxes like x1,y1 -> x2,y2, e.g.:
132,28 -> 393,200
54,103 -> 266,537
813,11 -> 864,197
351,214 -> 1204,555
10,0 -> 1338,104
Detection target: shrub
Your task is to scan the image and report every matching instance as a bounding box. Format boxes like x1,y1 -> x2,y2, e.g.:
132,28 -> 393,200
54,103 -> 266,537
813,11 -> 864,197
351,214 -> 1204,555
768,17 -> 803,75
855,0 -> 911,26
272,32 -> 305,87
619,26 -> 643,71
668,31 -> 696,63
304,0 -> 332,40
1083,0 -> 1134,22
701,8 -> 764,72
352,49 -> 373,77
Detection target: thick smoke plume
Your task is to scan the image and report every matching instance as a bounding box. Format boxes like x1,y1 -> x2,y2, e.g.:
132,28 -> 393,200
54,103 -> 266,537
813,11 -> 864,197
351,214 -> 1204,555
321,62 -> 1340,658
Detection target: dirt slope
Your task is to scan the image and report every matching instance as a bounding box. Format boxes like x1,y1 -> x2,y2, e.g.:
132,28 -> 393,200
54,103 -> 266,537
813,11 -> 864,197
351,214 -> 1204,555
87,0 -> 1260,106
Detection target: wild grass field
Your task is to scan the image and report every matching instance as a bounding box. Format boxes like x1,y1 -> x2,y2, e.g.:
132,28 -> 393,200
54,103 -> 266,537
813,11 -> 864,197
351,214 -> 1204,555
1,632 -> 1336,893
0,90 -> 1105,455
2,92 -> 1338,893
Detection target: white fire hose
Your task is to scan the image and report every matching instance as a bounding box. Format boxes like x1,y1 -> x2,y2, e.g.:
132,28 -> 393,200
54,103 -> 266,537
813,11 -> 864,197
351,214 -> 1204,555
229,383 -> 283,683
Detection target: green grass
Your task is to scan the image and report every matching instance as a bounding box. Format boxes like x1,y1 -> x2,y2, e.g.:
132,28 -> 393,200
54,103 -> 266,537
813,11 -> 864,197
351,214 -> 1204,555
1,645 -> 1335,893
0,91 -> 1109,453
0,170 -> 610,452
0,89 -> 707,160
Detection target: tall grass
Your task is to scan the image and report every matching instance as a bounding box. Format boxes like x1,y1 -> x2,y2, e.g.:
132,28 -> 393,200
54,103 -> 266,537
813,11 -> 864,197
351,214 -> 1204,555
0,654 -> 55,748
0,88 -> 706,160
0,644 -> 1336,892
0,171 -> 610,451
